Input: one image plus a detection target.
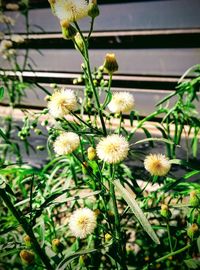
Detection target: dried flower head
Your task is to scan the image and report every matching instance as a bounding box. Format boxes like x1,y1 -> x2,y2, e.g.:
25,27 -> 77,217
96,134 -> 129,164
69,208 -> 97,238
144,154 -> 171,176
108,92 -> 135,113
54,132 -> 80,155
52,0 -> 92,23
48,88 -> 77,118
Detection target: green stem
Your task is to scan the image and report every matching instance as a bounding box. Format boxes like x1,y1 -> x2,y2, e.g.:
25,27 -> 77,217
155,244 -> 191,263
0,189 -> 53,270
74,22 -> 107,136
166,221 -> 173,252
109,166 -> 127,270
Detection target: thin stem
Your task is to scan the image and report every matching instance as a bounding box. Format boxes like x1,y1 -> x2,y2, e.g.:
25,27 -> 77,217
166,221 -> 173,252
109,166 -> 127,270
155,244 -> 191,263
87,17 -> 95,40
74,22 -> 107,136
0,189 -> 53,270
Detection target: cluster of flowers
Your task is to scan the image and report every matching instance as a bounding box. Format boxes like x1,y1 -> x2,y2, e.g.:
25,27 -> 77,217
47,87 -> 171,238
44,2 -> 172,240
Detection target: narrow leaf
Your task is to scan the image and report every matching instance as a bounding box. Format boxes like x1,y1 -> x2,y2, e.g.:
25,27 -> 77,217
134,137 -> 174,146
114,180 -> 160,244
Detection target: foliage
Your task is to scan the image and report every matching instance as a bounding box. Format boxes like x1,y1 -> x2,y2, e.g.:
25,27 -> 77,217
0,1 -> 200,270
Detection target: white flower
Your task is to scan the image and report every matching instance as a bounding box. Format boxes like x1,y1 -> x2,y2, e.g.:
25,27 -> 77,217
48,88 -> 77,118
0,14 -> 15,25
0,40 -> 15,59
108,92 -> 135,114
11,35 -> 25,44
6,3 -> 19,11
0,40 -> 12,51
144,154 -> 171,176
53,132 -> 80,155
53,0 -> 92,23
69,208 -> 97,238
96,134 -> 129,164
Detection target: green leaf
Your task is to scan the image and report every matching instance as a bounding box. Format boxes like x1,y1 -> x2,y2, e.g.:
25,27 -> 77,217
197,236 -> 200,253
114,180 -> 160,244
134,137 -> 174,146
184,259 -> 200,269
56,248 -> 98,270
0,87 -> 4,101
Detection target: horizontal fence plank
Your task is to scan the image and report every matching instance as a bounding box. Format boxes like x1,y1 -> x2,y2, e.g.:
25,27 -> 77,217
0,84 -> 178,116
1,0 -> 200,34
0,71 -> 180,90
1,48 -> 199,77
1,82 -> 200,116
9,29 -> 200,49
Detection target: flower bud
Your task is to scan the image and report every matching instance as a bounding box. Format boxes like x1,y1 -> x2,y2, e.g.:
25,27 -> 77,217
94,209 -> 101,216
60,20 -> 77,40
87,147 -> 96,161
23,235 -> 32,247
34,128 -> 42,135
103,53 -> 118,75
36,145 -> 45,151
52,239 -> 64,253
79,254 -> 90,266
105,233 -> 112,242
82,162 -> 88,175
189,191 -> 199,208
160,204 -> 171,219
20,250 -> 35,265
74,33 -> 84,53
187,223 -> 199,239
88,0 -> 100,19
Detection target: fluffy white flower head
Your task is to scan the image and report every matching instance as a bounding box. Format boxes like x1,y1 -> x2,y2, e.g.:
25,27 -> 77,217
6,3 -> 19,11
54,0 -> 92,23
48,88 -> 77,118
11,35 -> 25,43
108,92 -> 135,114
144,154 -> 171,176
69,208 -> 97,238
96,134 -> 129,164
54,132 -> 80,155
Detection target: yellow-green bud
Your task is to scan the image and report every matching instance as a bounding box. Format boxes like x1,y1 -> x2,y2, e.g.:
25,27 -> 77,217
105,233 -> 112,242
23,235 -> 32,247
189,191 -> 200,208
52,239 -> 64,253
187,223 -> 199,239
74,33 -> 85,53
94,209 -> 101,216
82,162 -> 88,175
103,53 -> 118,75
160,204 -> 171,219
60,20 -> 77,40
88,0 -> 100,18
36,145 -> 45,151
20,250 -> 35,265
34,128 -> 42,135
87,147 -> 96,161
79,254 -> 90,266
